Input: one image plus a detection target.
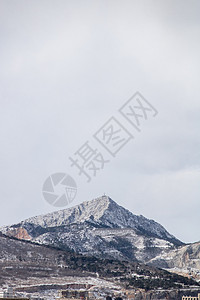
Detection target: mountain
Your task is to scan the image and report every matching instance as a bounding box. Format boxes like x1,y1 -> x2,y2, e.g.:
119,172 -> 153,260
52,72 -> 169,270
149,241 -> 200,279
0,196 -> 183,264
0,231 -> 199,300
1,195 -> 200,299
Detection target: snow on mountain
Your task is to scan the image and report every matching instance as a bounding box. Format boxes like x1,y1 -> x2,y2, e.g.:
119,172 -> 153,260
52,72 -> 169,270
149,241 -> 200,279
1,195 -> 200,280
10,196 -> 181,243
0,196 -> 183,264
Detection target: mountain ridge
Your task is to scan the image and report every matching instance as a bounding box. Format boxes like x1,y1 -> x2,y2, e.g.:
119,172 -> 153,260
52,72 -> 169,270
1,196 -> 183,246
0,230 -> 198,300
1,195 -> 200,282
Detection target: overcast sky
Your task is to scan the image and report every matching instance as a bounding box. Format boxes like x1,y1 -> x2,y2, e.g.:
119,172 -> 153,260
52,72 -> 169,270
0,0 -> 200,243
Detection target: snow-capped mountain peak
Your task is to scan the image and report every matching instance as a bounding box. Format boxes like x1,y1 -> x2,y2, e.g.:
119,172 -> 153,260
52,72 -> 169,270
23,195 -> 112,227
0,195 -> 183,263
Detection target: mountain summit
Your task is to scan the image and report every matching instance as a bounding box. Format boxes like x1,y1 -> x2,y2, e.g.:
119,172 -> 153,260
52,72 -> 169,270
0,196 -> 183,263
3,195 -> 180,243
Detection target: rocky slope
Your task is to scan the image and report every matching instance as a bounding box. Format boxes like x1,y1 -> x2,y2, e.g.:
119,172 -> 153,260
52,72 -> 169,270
1,231 -> 197,300
149,241 -> 200,279
1,196 -> 199,280
20,196 -> 182,245
0,196 -> 182,263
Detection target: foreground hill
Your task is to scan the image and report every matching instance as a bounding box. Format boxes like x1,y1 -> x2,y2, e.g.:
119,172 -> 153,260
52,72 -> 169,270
0,232 -> 197,290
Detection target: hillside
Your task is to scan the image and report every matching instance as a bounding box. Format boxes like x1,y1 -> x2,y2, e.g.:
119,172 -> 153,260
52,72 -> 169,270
0,196 -> 183,264
149,241 -> 200,279
0,232 -> 198,295
0,196 -> 200,299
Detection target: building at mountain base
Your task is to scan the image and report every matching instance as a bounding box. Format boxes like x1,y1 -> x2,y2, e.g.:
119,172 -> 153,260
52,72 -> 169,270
0,287 -> 29,300
182,293 -> 200,300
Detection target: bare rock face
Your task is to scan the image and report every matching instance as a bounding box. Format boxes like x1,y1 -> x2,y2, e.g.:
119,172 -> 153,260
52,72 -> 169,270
149,242 -> 200,279
6,227 -> 31,240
